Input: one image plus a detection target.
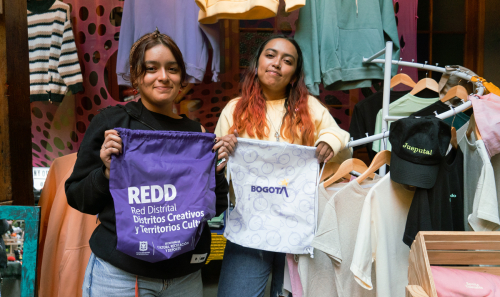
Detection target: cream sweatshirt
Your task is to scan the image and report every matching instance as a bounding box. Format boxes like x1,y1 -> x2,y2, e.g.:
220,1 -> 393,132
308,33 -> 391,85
196,0 -> 305,24
214,96 -> 351,163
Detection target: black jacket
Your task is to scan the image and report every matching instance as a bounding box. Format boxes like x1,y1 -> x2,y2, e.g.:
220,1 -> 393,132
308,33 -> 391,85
65,100 -> 229,279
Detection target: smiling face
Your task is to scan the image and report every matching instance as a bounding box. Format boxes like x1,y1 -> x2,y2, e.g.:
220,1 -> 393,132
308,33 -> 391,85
136,44 -> 182,113
257,38 -> 299,100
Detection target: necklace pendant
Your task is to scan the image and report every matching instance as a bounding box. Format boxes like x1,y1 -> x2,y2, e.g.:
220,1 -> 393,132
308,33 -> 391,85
275,132 -> 280,142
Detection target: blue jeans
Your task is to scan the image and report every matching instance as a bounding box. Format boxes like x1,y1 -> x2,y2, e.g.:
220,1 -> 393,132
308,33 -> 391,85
82,253 -> 203,297
217,241 -> 290,297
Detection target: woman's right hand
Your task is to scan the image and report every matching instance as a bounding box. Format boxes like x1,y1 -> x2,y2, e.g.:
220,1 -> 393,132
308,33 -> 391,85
100,129 -> 123,179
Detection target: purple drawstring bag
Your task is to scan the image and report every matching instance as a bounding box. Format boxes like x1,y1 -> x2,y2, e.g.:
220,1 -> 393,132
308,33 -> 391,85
109,128 -> 217,263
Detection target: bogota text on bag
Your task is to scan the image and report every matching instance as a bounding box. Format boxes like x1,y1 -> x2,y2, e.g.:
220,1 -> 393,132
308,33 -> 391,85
109,128 -> 217,263
225,138 -> 322,255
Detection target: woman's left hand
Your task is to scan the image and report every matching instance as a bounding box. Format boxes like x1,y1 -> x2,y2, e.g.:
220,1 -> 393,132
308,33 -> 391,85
212,131 -> 239,173
316,142 -> 334,164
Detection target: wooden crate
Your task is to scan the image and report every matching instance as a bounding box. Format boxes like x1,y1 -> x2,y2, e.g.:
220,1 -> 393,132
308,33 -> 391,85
406,231 -> 500,297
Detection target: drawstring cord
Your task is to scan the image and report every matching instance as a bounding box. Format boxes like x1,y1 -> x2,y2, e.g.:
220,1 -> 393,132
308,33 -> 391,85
135,276 -> 139,297
307,162 -> 325,258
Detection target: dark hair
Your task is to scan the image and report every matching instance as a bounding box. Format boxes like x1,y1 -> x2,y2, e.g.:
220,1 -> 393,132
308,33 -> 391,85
127,30 -> 186,89
230,35 -> 315,146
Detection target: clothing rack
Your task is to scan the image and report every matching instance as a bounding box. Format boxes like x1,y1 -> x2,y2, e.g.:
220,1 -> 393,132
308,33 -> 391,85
346,41 -> 486,175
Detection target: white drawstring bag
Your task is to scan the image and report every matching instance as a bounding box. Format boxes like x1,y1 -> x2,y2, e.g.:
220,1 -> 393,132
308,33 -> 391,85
225,138 -> 323,255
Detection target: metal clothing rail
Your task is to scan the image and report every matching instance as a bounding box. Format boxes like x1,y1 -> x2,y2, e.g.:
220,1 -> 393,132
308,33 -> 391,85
345,41 -> 486,174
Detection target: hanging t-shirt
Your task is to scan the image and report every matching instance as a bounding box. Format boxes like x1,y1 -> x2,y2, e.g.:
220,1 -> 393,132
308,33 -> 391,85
491,153 -> 500,229
351,174 -> 415,297
458,128 -> 500,231
285,254 -> 303,297
349,89 -> 409,160
470,93 -> 500,158
311,178 -> 380,297
403,147 -> 465,247
297,182 -> 347,297
116,0 -> 220,85
372,93 -> 439,152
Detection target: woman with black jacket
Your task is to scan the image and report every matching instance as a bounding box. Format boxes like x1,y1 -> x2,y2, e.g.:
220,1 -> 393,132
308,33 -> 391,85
65,30 -> 229,297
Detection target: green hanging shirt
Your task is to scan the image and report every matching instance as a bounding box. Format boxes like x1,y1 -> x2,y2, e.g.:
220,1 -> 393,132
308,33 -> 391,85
294,0 -> 400,95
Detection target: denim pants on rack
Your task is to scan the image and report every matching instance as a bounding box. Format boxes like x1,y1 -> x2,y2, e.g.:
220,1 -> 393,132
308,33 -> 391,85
82,253 -> 203,297
217,240 -> 291,297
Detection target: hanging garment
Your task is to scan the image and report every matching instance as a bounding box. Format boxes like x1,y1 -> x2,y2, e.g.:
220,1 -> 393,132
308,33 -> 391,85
196,0 -> 304,24
349,89 -> 409,161
301,179 -> 380,297
286,254 -> 303,297
294,0 -> 400,95
372,93 -> 439,152
116,0 -> 220,85
458,120 -> 500,232
37,153 -> 97,297
469,93 -> 500,158
27,0 -> 83,102
351,173 -> 414,297
403,147 -> 465,247
297,182 -> 347,297
109,128 -> 217,262
391,0 -> 418,85
225,138 -> 321,255
411,100 -> 471,130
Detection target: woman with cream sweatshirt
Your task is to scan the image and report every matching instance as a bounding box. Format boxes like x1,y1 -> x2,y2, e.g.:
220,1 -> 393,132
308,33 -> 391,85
213,35 -> 350,297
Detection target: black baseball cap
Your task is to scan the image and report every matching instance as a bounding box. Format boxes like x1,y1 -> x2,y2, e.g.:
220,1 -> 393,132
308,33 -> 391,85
389,115 -> 451,189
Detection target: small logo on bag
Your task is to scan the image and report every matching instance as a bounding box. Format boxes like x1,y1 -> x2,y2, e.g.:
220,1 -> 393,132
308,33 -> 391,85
449,193 -> 456,202
139,241 -> 148,251
465,282 -> 483,289
251,186 -> 288,197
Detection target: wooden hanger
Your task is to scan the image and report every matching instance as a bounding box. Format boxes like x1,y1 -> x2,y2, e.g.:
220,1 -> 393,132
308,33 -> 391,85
356,150 -> 391,184
441,85 -> 468,103
323,158 -> 373,188
320,162 -> 350,182
466,114 -> 483,141
409,78 -> 439,95
450,127 -> 458,149
466,121 -> 483,141
390,73 -> 417,89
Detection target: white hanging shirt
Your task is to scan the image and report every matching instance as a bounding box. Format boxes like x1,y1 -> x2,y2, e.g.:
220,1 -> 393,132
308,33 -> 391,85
350,174 -> 415,297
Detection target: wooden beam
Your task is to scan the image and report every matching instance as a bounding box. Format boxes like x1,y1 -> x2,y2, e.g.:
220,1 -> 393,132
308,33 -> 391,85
477,0 -> 485,76
0,1 -> 34,205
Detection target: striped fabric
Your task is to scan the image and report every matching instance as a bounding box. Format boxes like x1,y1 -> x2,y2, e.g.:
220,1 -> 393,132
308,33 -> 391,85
28,1 -> 83,102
